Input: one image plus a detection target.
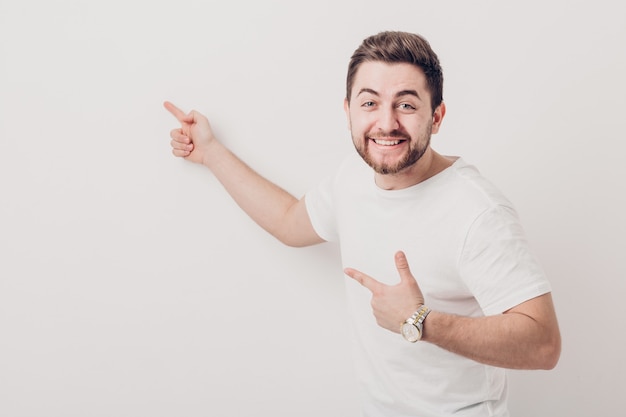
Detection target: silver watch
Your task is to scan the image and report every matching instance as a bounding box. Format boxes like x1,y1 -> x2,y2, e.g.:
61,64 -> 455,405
401,305 -> 431,343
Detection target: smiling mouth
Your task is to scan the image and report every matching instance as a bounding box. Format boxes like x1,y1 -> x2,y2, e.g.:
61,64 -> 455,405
371,138 -> 406,146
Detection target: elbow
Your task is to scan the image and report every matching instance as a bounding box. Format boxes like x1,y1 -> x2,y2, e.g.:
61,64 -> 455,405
537,331 -> 562,370
544,340 -> 562,370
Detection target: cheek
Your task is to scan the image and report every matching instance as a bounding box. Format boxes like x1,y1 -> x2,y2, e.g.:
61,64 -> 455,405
349,112 -> 374,135
405,117 -> 430,135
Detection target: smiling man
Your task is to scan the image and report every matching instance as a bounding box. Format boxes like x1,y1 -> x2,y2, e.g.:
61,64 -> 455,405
165,31 -> 561,417
346,60 -> 448,188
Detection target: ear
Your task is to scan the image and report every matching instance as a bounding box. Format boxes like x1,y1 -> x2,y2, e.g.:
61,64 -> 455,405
344,98 -> 352,130
431,102 -> 446,134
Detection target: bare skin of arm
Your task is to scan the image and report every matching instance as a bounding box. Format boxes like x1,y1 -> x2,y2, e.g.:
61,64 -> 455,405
345,251 -> 561,370
164,101 -> 324,247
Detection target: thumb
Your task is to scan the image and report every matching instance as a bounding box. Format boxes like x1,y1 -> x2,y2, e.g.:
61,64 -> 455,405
394,251 -> 415,284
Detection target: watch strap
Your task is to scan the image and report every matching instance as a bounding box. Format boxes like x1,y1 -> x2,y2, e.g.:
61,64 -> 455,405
406,305 -> 431,327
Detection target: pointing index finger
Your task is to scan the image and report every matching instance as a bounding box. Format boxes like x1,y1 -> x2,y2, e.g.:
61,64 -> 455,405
344,267 -> 383,293
163,101 -> 191,123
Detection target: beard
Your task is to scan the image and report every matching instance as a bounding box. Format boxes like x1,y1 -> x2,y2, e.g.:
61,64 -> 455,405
353,121 -> 433,175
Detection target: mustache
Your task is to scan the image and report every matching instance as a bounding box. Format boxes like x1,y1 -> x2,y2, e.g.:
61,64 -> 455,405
367,130 -> 411,140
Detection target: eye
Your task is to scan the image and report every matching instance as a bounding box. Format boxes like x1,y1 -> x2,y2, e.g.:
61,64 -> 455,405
362,101 -> 375,108
398,103 -> 416,111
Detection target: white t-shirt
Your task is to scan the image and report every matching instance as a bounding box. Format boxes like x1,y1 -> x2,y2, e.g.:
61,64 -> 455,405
305,153 -> 552,417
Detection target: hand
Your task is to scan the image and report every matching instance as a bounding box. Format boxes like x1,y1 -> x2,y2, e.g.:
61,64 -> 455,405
344,251 -> 425,333
164,101 -> 217,165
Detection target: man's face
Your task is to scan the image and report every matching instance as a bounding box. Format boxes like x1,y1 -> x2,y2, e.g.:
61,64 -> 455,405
345,61 -> 443,176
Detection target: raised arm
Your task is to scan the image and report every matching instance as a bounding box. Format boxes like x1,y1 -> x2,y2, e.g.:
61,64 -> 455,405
164,101 -> 324,247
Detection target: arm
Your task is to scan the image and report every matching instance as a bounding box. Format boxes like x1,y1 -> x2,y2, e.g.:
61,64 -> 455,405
423,293 -> 561,369
345,251 -> 561,370
164,101 -> 324,247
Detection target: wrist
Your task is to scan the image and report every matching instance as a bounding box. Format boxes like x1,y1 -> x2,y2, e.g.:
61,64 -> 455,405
401,305 -> 431,343
201,139 -> 225,168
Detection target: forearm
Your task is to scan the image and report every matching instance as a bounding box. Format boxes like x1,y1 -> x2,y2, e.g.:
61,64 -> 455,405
422,303 -> 560,370
202,140 -> 321,247
346,252 -> 561,370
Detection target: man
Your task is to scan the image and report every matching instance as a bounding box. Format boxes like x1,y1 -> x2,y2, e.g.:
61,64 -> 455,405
165,31 -> 561,417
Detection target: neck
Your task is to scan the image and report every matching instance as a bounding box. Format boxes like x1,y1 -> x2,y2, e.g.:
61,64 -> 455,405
374,149 -> 454,190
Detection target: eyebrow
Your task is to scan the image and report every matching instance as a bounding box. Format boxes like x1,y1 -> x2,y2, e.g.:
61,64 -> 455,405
357,88 -> 422,100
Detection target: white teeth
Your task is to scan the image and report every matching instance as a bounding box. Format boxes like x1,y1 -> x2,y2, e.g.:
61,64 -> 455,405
374,139 -> 401,146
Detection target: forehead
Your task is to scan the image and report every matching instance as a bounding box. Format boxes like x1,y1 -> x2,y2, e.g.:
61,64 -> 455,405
351,61 -> 429,99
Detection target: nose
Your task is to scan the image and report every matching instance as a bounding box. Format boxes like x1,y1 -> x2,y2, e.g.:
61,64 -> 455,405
377,106 -> 399,133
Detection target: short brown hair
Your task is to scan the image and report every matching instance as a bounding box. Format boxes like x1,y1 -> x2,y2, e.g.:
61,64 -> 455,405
346,31 -> 444,112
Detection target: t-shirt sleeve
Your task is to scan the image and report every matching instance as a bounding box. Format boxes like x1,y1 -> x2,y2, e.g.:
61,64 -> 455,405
305,174 -> 339,242
459,204 -> 552,316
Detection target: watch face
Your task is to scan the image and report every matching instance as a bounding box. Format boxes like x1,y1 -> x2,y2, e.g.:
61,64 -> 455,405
401,323 -> 421,343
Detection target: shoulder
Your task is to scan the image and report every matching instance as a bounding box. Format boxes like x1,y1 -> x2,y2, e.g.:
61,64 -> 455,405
445,158 -> 515,211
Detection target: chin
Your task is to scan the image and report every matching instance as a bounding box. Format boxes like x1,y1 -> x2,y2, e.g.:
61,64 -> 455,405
367,159 -> 410,175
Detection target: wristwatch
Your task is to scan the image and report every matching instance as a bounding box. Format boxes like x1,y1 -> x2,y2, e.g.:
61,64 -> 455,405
401,305 -> 431,343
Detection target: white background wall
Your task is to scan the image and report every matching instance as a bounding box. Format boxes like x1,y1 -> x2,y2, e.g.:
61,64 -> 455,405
1,1 -> 624,416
